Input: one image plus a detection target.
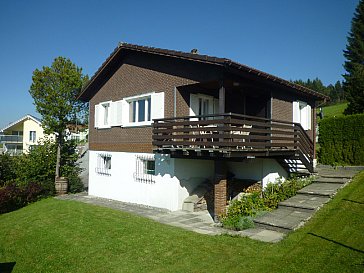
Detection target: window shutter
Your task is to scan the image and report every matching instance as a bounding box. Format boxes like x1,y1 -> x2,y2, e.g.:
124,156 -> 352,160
115,100 -> 123,126
110,101 -> 117,126
293,101 -> 300,124
121,99 -> 129,125
190,93 -> 198,121
307,104 -> 312,130
94,104 -> 100,128
151,92 -> 165,120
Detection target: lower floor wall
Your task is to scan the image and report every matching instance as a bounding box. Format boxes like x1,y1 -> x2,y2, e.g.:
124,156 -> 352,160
88,151 -> 287,211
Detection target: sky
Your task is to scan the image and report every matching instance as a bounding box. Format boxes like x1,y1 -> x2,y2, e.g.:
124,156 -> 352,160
0,0 -> 359,128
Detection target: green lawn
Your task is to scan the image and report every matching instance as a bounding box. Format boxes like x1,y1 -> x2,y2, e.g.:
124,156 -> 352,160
1,172 -> 364,273
322,102 -> 348,118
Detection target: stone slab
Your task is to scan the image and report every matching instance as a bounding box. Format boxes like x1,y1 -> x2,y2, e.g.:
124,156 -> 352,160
254,207 -> 313,230
298,182 -> 343,197
249,229 -> 285,243
314,177 -> 350,184
279,194 -> 330,210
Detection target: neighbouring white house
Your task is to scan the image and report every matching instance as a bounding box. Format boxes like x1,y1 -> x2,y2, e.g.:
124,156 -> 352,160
0,114 -> 49,155
78,43 -> 328,217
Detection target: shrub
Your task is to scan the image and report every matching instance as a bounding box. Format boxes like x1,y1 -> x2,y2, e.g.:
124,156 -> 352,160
263,176 -> 312,209
318,114 -> 364,165
0,153 -> 17,187
0,182 -> 46,214
222,176 -> 312,230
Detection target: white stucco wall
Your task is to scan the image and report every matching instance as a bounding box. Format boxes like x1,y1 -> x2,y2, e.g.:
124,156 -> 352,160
88,151 -> 287,211
89,152 -> 214,211
23,118 -> 46,153
227,158 -> 287,187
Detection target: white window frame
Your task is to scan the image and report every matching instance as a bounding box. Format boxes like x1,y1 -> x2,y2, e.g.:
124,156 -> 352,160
94,92 -> 164,129
29,131 -> 36,143
95,101 -> 112,129
133,154 -> 155,183
293,100 -> 312,130
95,153 -> 112,175
127,95 -> 152,126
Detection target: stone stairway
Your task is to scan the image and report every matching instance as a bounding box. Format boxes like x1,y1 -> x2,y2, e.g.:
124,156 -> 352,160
253,165 -> 363,234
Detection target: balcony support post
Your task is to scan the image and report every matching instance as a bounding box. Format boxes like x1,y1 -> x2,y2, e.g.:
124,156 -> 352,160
219,82 -> 225,114
213,160 -> 227,222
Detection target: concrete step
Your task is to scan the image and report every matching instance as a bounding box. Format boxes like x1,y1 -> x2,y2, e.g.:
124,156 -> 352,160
313,176 -> 350,184
279,194 -> 330,211
253,207 -> 314,234
297,182 -> 344,197
316,173 -> 355,179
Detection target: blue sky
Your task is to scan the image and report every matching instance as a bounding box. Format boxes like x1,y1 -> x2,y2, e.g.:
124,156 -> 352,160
0,0 -> 359,128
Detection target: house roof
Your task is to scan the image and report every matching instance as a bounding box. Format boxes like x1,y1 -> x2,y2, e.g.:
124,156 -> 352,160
0,114 -> 42,132
78,43 -> 329,101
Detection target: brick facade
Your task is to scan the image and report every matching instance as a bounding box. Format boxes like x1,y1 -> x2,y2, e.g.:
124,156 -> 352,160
89,52 -> 222,153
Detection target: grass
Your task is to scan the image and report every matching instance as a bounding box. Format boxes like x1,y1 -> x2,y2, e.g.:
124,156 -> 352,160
322,102 -> 348,118
1,172 -> 364,273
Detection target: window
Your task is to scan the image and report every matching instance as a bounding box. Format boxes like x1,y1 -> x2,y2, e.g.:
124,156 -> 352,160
96,153 -> 112,175
293,101 -> 312,130
94,92 -> 164,129
134,154 -> 155,183
29,131 -> 36,142
102,103 -> 110,126
129,97 -> 151,123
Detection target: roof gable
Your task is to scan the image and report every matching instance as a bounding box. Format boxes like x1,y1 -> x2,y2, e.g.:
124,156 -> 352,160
78,43 -> 329,101
0,114 -> 42,132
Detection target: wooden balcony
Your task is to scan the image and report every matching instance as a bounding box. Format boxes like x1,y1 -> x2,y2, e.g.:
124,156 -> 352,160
152,113 -> 314,172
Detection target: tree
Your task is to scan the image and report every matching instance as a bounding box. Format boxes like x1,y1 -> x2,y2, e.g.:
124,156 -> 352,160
343,0 -> 364,114
29,57 -> 88,178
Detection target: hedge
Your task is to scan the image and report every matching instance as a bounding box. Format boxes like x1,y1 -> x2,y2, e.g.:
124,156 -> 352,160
318,114 -> 364,165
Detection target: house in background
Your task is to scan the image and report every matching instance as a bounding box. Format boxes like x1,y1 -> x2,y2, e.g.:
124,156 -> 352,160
0,114 -> 47,155
78,43 -> 327,218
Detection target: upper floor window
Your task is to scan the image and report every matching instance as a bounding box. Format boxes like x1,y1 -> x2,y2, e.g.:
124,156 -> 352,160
29,131 -> 36,142
94,92 -> 164,129
128,96 -> 151,124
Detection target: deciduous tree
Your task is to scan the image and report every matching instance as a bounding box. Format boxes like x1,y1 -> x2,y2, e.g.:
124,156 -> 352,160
29,57 -> 88,178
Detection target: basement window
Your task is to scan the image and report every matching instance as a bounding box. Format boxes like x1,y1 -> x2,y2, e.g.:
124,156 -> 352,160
134,154 -> 155,183
96,153 -> 112,175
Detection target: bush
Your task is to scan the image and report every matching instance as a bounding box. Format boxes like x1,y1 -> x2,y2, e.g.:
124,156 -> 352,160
263,177 -> 312,209
222,176 -> 312,230
0,153 -> 17,187
0,182 -> 46,214
318,114 -> 364,165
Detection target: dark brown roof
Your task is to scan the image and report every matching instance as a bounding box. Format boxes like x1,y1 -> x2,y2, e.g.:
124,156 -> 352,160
79,42 -> 329,101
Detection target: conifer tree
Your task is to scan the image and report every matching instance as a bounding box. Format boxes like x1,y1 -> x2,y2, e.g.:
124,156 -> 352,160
343,0 -> 364,114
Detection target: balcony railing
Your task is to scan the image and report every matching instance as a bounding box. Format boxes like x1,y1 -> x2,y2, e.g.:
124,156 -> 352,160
152,113 -> 314,171
0,135 -> 23,143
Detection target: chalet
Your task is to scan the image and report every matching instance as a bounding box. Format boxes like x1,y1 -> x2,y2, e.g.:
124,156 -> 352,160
78,43 -> 327,219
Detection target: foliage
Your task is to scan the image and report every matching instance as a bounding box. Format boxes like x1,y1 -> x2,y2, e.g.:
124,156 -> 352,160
263,177 -> 312,208
222,214 -> 255,231
29,57 -> 88,177
0,153 -> 17,187
293,78 -> 346,104
0,138 -> 84,210
343,0 -> 364,115
29,57 -> 88,136
15,138 -> 83,193
0,182 -> 46,214
318,114 -> 364,165
222,176 -> 312,230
